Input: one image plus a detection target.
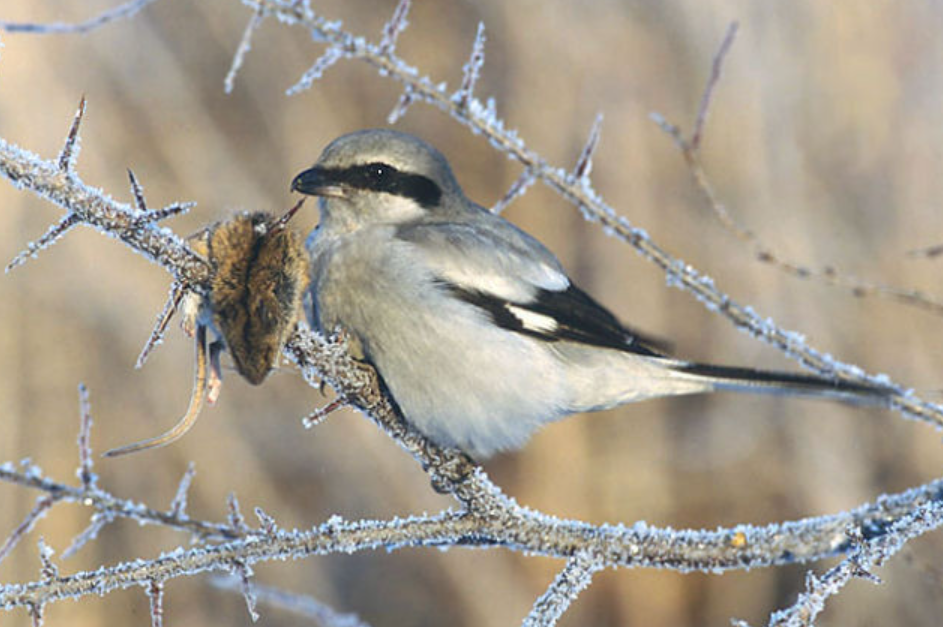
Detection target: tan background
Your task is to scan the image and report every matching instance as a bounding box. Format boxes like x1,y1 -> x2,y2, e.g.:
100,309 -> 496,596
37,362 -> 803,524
2,1 -> 943,625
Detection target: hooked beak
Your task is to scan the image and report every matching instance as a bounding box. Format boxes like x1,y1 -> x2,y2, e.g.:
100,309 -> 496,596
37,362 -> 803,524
291,166 -> 346,198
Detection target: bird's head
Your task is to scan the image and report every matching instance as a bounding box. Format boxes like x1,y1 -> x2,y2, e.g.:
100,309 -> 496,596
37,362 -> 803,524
292,129 -> 464,230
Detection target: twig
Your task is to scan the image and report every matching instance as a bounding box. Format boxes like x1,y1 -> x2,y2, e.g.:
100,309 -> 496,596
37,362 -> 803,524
211,576 -> 372,627
522,550 -> 603,627
0,0 -> 159,35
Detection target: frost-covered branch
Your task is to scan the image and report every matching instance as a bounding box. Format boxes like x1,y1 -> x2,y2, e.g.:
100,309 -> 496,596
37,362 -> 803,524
232,0 -> 943,437
0,0 -> 159,35
649,22 -> 943,321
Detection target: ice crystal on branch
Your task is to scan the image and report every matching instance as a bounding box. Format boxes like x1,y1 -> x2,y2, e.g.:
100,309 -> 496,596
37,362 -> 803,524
452,22 -> 486,111
378,0 -> 410,56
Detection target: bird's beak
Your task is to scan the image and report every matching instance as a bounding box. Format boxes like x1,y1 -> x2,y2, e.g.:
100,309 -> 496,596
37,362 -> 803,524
291,167 -> 346,198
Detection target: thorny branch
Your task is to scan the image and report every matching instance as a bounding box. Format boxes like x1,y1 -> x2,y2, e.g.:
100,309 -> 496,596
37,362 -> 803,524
0,0 -> 159,35
649,21 -> 943,320
2,1 -> 943,625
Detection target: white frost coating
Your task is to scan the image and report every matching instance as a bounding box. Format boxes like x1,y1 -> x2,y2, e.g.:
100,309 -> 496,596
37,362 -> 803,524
286,45 -> 343,96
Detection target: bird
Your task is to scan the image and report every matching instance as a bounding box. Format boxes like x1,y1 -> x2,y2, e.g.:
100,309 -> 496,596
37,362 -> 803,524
291,128 -> 890,459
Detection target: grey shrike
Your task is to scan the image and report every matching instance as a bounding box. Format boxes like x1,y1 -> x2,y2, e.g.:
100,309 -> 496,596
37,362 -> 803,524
292,129 -> 888,459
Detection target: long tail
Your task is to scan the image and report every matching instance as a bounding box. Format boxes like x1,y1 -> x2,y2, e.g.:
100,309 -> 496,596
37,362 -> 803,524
665,359 -> 894,406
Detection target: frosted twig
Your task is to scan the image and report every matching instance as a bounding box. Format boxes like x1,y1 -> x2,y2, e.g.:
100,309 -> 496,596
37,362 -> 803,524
691,21 -> 738,151
227,492 -> 249,535
0,0 -> 159,35
169,462 -> 196,519
211,576 -> 372,627
5,213 -> 81,273
76,384 -> 95,489
491,168 -> 537,214
766,500 -> 943,627
238,0 -> 943,434
572,113 -> 603,183
0,107 -> 212,286
37,539 -> 59,581
254,507 -> 278,536
136,281 -> 187,369
387,85 -> 416,124
523,550 -> 603,627
28,602 -> 43,627
231,560 -> 259,621
287,45 -> 344,96
378,0 -> 410,56
62,511 -> 115,559
225,6 -> 266,94
302,397 -> 347,428
147,579 -> 165,627
0,495 -> 57,567
453,22 -> 486,110
649,22 -> 943,320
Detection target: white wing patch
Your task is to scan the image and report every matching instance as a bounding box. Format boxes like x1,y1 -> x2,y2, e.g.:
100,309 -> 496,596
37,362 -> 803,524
506,305 -> 558,334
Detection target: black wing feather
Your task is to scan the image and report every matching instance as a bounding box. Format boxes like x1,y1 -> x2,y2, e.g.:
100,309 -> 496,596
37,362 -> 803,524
442,281 -> 669,357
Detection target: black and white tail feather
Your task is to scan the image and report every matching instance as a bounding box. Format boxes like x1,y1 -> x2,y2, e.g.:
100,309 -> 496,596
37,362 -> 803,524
295,129 -> 891,458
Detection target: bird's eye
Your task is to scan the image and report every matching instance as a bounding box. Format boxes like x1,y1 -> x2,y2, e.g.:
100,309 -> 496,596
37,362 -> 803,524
367,163 -> 389,181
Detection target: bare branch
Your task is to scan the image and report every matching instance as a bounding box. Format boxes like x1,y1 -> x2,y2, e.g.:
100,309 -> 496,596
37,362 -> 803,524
36,539 -> 59,581
225,6 -> 267,94
231,560 -> 259,621
491,168 -> 537,215
572,113 -> 603,183
0,110 -> 211,286
211,576 -> 372,627
523,550 -> 603,627
766,501 -> 943,627
302,397 -> 347,428
147,579 -> 165,627
378,0 -> 411,56
691,21 -> 738,151
76,384 -> 95,489
0,0 -> 159,35
169,462 -> 197,520
136,281 -> 187,369
5,213 -> 80,273
387,85 -> 416,124
62,511 -> 115,559
453,22 -> 486,110
0,495 -> 57,567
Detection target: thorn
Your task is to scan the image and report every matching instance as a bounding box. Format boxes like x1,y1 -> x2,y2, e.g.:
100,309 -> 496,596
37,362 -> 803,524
453,22 -> 486,110
491,168 -> 536,215
573,113 -> 603,183
169,462 -> 196,519
37,537 -> 59,581
6,213 -> 81,273
127,168 -> 148,213
287,46 -> 343,96
133,201 -> 196,226
378,0 -> 411,55
254,507 -> 277,535
227,492 -> 249,534
388,86 -> 416,124
136,282 -> 187,369
268,197 -> 306,231
58,95 -> 87,173
302,397 -> 346,428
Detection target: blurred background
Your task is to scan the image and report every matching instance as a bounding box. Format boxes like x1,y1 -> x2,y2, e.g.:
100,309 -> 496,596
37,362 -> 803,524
2,1 -> 943,625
